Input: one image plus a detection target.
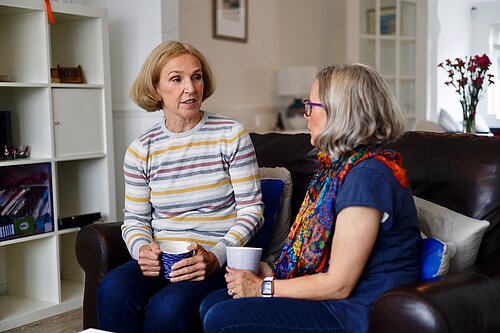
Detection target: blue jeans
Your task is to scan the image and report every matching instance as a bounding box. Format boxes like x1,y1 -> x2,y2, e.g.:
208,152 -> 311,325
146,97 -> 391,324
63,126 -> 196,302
96,260 -> 226,333
200,288 -> 348,333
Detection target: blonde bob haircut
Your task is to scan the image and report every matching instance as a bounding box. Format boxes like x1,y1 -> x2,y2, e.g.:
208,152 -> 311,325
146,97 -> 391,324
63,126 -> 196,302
314,63 -> 405,158
130,41 -> 216,112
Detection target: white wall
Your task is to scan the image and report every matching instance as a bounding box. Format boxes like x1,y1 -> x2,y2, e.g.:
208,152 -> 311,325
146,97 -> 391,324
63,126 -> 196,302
435,0 -> 473,123
178,0 -> 345,130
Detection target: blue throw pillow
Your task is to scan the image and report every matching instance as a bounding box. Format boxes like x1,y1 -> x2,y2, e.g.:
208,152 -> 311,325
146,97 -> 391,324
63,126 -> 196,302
247,179 -> 285,251
418,237 -> 455,280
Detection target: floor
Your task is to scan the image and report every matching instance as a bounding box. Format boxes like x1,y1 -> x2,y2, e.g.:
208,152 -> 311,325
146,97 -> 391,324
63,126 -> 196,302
3,308 -> 83,333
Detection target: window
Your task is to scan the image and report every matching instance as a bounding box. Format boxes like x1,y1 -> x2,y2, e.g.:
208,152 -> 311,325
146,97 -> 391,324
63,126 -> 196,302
489,25 -> 500,119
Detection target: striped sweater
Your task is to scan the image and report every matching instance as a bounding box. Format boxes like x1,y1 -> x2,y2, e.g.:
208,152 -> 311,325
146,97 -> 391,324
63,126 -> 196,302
122,111 -> 264,265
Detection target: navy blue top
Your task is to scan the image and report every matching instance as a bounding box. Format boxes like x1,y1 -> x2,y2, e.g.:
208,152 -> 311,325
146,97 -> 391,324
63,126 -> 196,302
323,158 -> 420,333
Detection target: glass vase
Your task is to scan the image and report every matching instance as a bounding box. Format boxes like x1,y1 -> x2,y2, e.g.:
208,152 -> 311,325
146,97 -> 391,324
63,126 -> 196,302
462,103 -> 476,134
463,115 -> 475,134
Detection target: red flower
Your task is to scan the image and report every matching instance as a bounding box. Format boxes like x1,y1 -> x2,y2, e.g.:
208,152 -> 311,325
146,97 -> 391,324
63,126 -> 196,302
455,58 -> 466,67
473,77 -> 483,87
459,78 -> 468,87
476,54 -> 491,69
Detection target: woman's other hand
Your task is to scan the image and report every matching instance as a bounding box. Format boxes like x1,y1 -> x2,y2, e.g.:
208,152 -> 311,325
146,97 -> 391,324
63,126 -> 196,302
138,242 -> 162,276
225,267 -> 262,298
169,243 -> 220,282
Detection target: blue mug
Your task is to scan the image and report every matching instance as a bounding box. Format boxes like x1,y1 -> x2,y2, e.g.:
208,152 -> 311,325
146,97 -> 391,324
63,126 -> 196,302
160,241 -> 194,279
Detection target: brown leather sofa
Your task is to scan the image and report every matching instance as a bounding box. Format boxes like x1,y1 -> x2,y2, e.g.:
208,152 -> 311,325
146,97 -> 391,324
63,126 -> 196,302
76,131 -> 500,332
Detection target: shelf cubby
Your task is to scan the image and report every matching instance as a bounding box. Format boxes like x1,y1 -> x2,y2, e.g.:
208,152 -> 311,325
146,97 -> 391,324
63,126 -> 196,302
50,13 -> 104,85
56,158 -> 111,221
0,87 -> 52,159
0,6 -> 48,84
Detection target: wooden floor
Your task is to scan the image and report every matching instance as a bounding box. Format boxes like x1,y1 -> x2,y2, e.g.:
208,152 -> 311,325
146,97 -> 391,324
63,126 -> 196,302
4,308 -> 83,333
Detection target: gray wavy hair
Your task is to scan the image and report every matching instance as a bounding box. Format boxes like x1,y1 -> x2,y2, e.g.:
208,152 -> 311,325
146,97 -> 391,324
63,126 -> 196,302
314,63 -> 405,158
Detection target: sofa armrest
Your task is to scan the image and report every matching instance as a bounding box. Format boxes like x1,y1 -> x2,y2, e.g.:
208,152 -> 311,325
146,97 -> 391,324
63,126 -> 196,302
369,249 -> 500,333
76,221 -> 130,329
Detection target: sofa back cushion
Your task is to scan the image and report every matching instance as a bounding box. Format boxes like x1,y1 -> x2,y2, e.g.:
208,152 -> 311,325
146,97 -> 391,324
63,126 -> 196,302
250,133 -> 319,228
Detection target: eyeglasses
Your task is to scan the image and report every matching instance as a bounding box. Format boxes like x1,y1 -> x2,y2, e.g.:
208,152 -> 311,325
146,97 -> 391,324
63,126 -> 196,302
302,99 -> 325,117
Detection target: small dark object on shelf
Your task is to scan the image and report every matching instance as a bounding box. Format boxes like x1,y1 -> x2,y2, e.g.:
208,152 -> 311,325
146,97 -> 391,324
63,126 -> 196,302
0,74 -> 13,82
58,212 -> 101,230
0,111 -> 12,151
275,113 -> 285,131
51,65 -> 84,83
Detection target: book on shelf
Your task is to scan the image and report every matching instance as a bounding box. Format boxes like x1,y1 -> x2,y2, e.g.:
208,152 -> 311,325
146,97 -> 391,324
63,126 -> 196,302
0,217 -> 15,238
0,111 -> 12,152
0,163 -> 54,241
0,187 -> 29,216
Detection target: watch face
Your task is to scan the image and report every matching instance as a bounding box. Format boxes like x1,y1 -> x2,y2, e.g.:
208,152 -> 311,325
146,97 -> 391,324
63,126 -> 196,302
262,280 -> 273,295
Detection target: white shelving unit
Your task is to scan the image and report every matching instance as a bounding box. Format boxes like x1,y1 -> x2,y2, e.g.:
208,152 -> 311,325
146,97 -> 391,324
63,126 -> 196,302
346,0 -> 427,129
0,0 -> 116,330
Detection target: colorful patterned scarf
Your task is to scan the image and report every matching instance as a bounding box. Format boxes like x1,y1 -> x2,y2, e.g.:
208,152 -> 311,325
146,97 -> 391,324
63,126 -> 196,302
274,145 -> 408,279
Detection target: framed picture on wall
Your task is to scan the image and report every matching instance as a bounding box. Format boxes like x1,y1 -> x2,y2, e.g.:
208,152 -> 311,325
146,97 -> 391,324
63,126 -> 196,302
213,0 -> 248,43
367,7 -> 396,35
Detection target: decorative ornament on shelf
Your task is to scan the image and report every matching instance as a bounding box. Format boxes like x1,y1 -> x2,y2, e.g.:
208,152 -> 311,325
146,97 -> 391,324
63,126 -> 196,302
277,66 -> 317,131
438,54 -> 494,134
51,65 -> 84,83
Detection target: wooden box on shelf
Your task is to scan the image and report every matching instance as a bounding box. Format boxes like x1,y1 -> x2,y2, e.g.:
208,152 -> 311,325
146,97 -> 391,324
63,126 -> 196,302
51,65 -> 84,83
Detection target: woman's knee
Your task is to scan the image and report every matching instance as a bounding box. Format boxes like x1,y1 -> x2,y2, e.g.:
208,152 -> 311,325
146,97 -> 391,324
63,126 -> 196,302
97,270 -> 127,307
200,288 -> 230,322
146,289 -> 197,320
97,261 -> 143,306
145,293 -> 199,332
202,301 -> 234,333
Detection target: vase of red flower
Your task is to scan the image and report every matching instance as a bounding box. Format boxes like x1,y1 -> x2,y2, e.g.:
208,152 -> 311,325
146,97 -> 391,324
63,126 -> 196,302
438,54 -> 494,133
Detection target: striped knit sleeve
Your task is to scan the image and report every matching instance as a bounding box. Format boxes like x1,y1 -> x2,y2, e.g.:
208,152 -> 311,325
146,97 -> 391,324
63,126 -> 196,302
210,122 -> 264,265
121,139 -> 153,259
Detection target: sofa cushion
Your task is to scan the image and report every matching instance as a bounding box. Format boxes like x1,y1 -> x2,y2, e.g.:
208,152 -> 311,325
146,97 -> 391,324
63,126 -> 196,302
418,235 -> 456,280
414,196 -> 490,272
247,178 -> 284,251
247,167 -> 292,263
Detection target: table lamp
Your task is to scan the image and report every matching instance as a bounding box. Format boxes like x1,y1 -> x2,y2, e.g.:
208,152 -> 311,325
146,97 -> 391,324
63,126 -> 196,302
277,66 -> 318,130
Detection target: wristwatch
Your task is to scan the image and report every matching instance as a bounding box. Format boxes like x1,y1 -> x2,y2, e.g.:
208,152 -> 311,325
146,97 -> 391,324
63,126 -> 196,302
261,276 -> 274,297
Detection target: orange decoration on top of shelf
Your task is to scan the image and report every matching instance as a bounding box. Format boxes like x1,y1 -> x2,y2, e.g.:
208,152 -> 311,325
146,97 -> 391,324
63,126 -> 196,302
44,0 -> 55,24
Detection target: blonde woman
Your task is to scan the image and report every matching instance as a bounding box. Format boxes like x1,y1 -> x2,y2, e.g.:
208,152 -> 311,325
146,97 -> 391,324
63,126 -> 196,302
97,41 -> 263,333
